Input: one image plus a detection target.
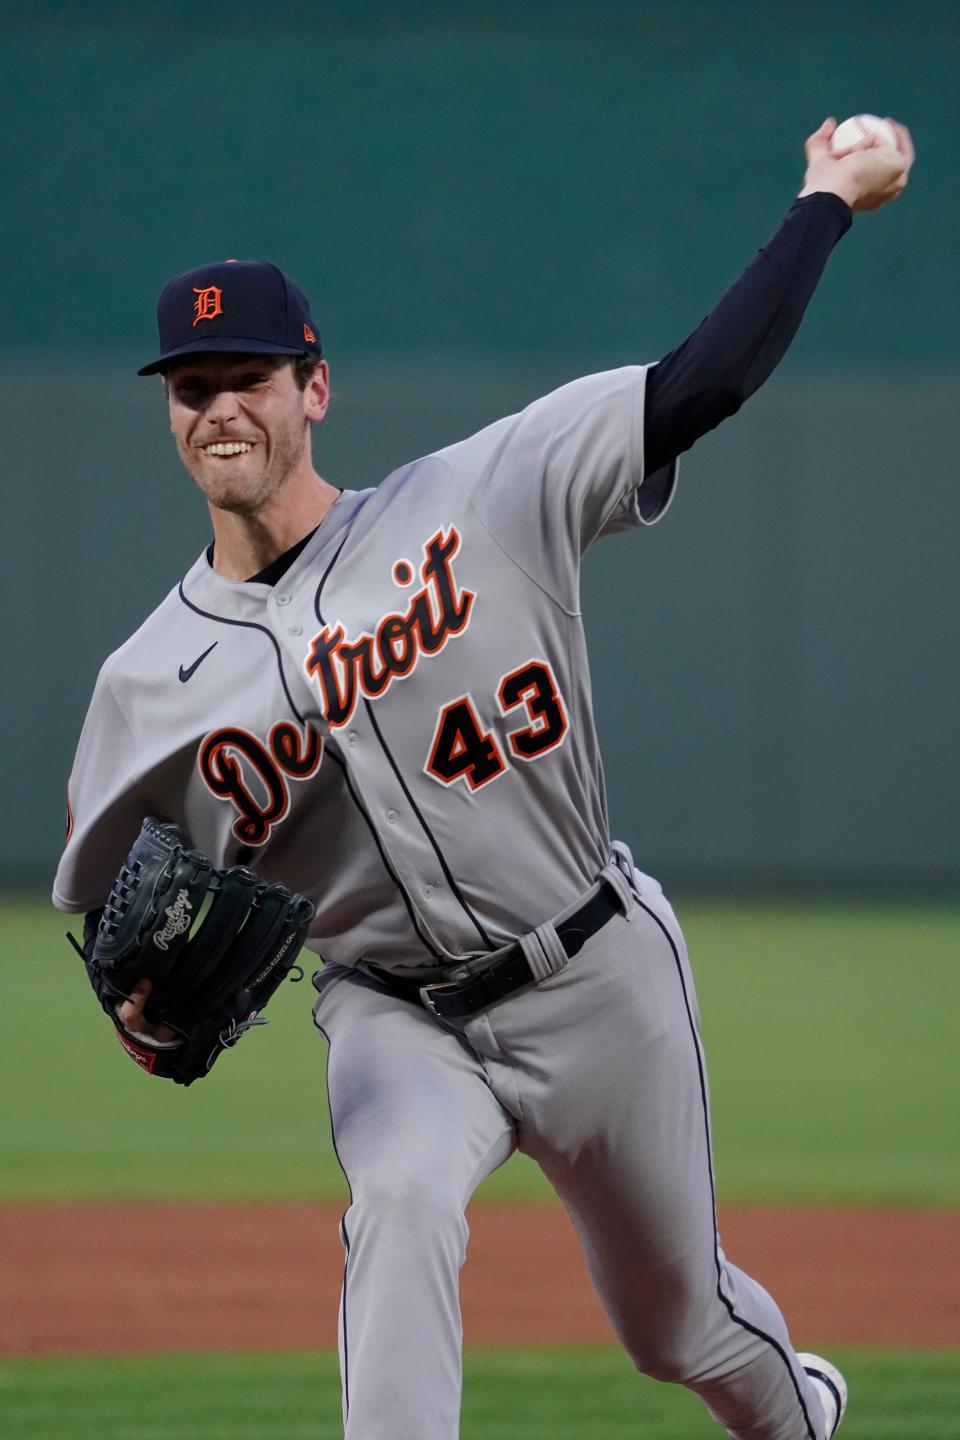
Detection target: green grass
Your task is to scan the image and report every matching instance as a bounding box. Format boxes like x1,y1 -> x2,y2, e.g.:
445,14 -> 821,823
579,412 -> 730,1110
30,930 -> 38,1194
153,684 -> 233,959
683,901 -> 960,1207
4,896 -> 958,1205
1,1347 -> 958,1439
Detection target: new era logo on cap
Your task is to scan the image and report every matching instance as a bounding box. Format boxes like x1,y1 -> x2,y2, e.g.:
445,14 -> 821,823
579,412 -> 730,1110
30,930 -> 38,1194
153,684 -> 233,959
138,259 -> 322,375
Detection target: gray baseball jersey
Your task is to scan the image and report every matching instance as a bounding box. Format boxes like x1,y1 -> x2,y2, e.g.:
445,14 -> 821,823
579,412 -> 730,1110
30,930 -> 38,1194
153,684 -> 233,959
55,365 -> 673,965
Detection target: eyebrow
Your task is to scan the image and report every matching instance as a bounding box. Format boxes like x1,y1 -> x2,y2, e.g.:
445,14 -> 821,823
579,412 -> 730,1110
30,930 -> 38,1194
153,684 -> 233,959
170,364 -> 274,384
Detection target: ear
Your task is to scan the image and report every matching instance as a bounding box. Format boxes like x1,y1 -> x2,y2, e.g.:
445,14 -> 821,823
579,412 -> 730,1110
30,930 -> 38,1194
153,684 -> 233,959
304,359 -> 331,424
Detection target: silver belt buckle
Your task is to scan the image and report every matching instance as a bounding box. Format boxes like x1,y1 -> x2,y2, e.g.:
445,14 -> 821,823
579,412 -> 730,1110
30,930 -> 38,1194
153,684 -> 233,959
419,980 -> 458,1017
418,959 -> 474,1015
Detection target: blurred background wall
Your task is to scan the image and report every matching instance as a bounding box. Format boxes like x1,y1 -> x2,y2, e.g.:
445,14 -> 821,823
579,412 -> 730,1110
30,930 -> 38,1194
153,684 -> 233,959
3,0 -> 956,893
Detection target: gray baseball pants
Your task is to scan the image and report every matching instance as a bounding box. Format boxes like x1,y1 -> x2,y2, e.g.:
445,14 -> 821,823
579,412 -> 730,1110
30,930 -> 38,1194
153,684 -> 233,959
313,866 -> 829,1440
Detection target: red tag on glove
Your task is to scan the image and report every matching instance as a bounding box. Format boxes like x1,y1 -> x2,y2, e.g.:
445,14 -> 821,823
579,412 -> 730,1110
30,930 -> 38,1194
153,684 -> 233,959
116,1029 -> 158,1074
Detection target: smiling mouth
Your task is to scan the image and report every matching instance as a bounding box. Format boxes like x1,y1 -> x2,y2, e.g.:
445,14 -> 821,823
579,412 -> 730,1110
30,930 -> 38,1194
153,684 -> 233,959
201,441 -> 255,457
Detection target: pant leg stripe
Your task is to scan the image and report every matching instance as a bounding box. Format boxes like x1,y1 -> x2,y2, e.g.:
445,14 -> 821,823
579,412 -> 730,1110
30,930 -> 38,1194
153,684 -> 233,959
318,1024 -> 353,1420
635,900 -> 818,1440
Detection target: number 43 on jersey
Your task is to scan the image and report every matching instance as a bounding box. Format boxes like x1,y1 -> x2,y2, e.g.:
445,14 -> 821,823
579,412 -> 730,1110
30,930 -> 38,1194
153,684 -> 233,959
425,660 -> 568,792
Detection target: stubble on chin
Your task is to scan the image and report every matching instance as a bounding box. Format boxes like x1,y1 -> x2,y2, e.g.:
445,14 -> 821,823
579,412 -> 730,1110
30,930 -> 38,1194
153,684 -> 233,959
179,425 -> 306,517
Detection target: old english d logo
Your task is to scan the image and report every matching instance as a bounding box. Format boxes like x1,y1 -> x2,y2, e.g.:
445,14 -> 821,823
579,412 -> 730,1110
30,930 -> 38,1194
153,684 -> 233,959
193,285 -> 224,326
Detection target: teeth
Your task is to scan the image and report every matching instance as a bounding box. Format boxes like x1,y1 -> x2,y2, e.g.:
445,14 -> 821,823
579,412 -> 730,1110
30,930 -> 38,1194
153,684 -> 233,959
203,442 -> 253,456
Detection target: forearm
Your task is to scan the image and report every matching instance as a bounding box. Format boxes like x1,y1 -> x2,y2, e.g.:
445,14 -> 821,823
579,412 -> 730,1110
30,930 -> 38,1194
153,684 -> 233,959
644,192 -> 853,474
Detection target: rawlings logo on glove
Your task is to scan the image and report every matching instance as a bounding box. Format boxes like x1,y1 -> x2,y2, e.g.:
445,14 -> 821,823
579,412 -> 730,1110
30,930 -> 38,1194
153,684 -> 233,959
153,889 -> 194,950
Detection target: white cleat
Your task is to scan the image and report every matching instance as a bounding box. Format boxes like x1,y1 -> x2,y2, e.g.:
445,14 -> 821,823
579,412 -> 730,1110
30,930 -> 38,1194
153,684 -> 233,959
797,1352 -> 848,1438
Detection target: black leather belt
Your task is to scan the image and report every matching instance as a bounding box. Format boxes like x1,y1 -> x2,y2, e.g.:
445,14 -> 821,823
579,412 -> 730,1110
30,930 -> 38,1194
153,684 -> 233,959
371,880 -> 622,1020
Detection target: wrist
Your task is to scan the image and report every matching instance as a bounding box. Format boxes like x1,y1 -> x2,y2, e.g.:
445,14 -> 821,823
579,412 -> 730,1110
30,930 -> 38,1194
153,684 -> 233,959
797,183 -> 856,212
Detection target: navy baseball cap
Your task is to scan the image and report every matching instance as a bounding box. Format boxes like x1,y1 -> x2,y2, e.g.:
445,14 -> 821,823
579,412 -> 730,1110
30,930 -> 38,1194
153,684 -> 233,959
137,258 -> 322,375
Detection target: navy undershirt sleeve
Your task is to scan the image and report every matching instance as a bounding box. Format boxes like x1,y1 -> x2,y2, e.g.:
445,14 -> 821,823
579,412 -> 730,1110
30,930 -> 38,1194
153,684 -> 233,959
644,192 -> 853,475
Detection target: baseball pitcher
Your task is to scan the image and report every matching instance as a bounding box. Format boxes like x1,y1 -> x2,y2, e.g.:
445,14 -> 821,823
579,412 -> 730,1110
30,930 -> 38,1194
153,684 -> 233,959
55,119 -> 912,1438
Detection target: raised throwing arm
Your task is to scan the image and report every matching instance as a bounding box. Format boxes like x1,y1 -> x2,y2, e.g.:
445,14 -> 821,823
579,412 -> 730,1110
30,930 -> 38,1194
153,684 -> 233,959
644,117 -> 913,474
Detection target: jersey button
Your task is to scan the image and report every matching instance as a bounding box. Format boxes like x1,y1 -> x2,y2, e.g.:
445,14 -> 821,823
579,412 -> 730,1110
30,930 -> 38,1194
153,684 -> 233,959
275,593 -> 291,606
347,731 -> 358,747
386,809 -> 397,823
288,623 -> 303,636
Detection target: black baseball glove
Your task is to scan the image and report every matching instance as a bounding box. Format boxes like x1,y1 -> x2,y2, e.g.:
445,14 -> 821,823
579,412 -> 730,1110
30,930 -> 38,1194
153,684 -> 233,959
70,817 -> 315,1086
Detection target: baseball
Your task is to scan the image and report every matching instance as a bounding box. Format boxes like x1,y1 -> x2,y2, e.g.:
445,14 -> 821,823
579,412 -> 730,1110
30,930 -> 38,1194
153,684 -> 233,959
830,113 -> 897,153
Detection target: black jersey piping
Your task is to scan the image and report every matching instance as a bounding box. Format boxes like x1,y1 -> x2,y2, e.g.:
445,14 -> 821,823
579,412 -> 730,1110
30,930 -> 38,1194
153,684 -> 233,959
324,748 -> 444,960
177,582 -> 308,725
316,1022 -> 352,1419
363,699 -> 494,950
314,534 -> 351,624
635,897 -> 818,1440
313,532 -> 494,952
805,1365 -> 842,1436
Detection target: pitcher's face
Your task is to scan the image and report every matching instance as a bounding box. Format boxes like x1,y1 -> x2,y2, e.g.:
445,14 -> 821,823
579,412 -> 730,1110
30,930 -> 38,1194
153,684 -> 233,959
166,353 -> 328,515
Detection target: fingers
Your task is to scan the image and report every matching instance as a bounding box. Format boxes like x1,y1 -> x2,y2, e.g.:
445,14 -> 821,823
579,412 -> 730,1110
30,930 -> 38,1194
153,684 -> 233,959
830,130 -> 883,159
886,117 -> 915,169
118,977 -> 152,1029
837,117 -> 913,173
862,178 -> 908,211
804,116 -> 836,160
857,168 -> 909,211
118,977 -> 179,1044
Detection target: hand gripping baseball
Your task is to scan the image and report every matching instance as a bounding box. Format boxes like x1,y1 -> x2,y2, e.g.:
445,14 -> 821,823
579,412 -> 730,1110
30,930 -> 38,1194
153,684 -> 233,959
798,115 -> 914,213
71,817 -> 315,1085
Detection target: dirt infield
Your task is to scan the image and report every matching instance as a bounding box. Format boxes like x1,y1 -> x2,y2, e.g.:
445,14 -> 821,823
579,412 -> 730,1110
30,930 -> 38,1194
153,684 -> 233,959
2,1203 -> 957,1356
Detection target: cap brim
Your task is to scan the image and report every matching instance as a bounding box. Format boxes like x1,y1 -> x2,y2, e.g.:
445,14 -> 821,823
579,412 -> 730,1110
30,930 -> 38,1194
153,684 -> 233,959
137,336 -> 317,376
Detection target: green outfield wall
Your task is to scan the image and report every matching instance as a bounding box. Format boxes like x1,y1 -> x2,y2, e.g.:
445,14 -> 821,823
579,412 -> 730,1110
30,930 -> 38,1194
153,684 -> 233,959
3,2 -> 957,891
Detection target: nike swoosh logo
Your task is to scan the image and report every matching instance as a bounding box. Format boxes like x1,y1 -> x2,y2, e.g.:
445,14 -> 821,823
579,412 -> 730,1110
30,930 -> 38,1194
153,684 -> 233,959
178,642 -> 218,683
